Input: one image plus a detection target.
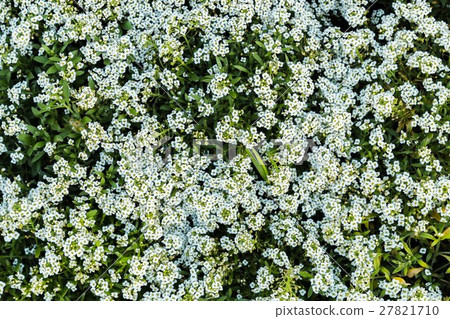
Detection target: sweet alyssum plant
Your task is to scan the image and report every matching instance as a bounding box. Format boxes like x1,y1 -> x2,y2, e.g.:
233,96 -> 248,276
0,0 -> 449,300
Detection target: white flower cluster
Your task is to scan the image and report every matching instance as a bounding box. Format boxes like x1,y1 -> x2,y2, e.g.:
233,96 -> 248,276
0,0 -> 448,301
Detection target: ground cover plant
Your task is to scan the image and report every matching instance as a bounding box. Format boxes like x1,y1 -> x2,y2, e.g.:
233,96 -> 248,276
0,0 -> 449,301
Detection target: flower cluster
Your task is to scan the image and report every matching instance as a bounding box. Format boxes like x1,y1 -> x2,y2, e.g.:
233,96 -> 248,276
0,0 -> 449,301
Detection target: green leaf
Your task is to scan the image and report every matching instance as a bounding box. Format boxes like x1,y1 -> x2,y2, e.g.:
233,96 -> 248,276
380,266 -> 391,280
201,75 -> 214,83
373,255 -> 381,275
418,260 -> 430,269
252,52 -> 263,65
233,65 -> 250,73
188,72 -> 199,81
88,77 -> 96,90
32,151 -> 45,163
27,125 -> 37,134
231,76 -> 241,84
60,41 -> 72,53
72,56 -> 82,64
420,133 -> 434,147
307,286 -> 313,298
403,242 -> 413,256
418,233 -> 436,240
17,134 -> 34,146
33,56 -> 49,64
81,116 -> 92,124
393,264 -> 404,274
122,20 -> 133,31
47,65 -> 59,74
87,210 -> 98,219
216,56 -> 223,70
62,80 -> 70,101
41,44 -> 53,55
246,148 -> 268,181
33,141 -> 46,150
35,246 -> 42,258
255,40 -> 266,49
53,134 -> 64,142
442,227 -> 450,240
299,271 -> 313,279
